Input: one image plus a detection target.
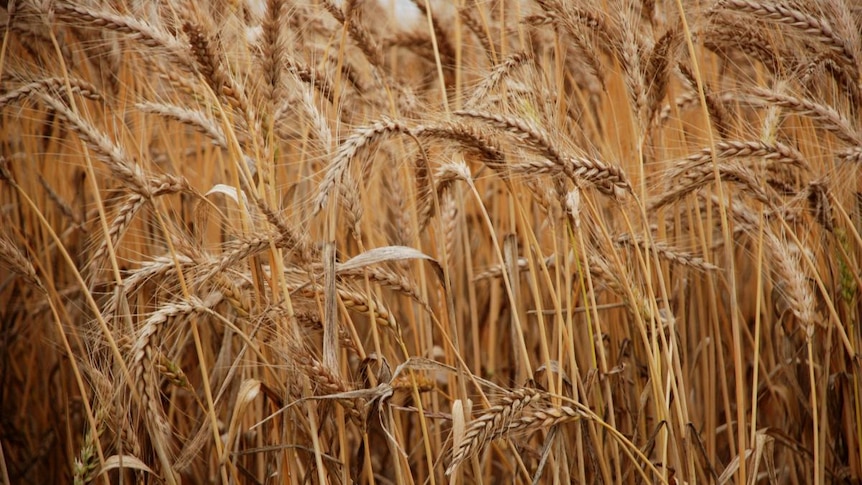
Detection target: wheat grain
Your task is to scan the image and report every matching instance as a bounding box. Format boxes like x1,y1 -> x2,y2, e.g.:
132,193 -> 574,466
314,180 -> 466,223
37,94 -> 151,196
466,52 -> 532,108
665,140 -> 810,184
0,235 -> 44,292
716,0 -> 857,68
743,87 -> 862,145
313,118 -> 409,215
615,233 -> 719,272
128,296 -> 216,476
644,28 -> 679,124
447,388 -> 545,474
458,6 -> 496,61
455,110 -> 631,196
52,3 -> 188,62
259,0 -> 288,106
652,162 -> 775,209
136,102 -> 227,148
0,77 -> 101,109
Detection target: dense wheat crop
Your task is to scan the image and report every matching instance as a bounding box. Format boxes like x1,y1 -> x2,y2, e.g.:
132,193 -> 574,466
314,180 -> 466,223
1,0 -> 861,483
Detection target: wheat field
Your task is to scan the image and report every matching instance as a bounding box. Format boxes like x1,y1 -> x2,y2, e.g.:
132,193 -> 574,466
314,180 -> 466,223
0,0 -> 861,483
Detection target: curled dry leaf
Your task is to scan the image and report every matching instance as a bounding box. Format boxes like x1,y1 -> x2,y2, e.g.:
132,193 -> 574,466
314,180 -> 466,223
337,245 -> 445,283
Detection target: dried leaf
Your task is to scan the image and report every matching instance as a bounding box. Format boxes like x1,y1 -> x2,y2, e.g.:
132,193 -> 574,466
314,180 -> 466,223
337,245 -> 444,282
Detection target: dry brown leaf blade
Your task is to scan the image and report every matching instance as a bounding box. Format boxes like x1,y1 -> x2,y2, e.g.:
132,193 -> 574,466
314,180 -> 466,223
97,455 -> 155,477
336,245 -> 444,283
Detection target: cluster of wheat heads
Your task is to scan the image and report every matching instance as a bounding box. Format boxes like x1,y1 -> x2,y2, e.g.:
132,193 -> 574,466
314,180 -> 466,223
0,0 -> 861,483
